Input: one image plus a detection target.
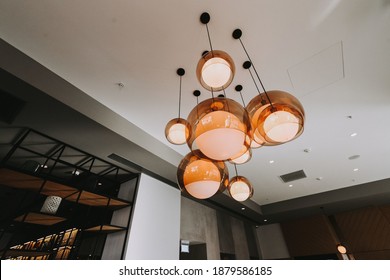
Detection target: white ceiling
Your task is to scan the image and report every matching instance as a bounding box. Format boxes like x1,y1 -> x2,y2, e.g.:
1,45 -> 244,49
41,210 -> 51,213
1,0 -> 390,206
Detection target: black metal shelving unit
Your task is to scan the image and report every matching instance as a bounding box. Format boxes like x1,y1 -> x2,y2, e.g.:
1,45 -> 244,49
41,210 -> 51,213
0,128 -> 139,260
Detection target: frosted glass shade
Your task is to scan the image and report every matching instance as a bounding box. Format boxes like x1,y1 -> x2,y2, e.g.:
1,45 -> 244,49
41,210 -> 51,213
41,195 -> 62,214
187,97 -> 251,161
228,176 -> 253,202
246,90 -> 305,146
177,150 -> 228,199
196,50 -> 235,92
258,102 -> 304,144
262,108 -> 299,142
165,118 -> 190,145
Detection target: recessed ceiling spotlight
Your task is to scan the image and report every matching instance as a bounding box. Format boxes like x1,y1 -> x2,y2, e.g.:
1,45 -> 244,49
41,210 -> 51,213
353,168 -> 359,172
316,177 -> 323,181
350,132 -> 357,137
71,170 -> 81,176
117,82 -> 124,88
40,165 -> 48,169
264,219 -> 268,222
269,160 -> 274,164
288,184 -> 293,187
241,207 -> 246,211
303,148 -> 311,153
98,182 -> 102,186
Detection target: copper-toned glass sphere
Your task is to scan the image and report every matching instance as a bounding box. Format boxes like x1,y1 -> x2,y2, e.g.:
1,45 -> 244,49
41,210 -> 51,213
257,91 -> 305,144
228,176 -> 253,202
196,50 -> 235,92
246,90 -> 305,146
165,118 -> 191,145
177,150 -> 229,199
187,97 -> 251,161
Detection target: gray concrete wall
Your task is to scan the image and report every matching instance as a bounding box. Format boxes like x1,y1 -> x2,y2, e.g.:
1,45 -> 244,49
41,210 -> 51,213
256,223 -> 290,259
216,211 -> 234,255
231,217 -> 250,260
180,197 -> 220,260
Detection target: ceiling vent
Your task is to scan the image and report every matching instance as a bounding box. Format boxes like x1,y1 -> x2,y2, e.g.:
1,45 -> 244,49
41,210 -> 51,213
279,170 -> 307,183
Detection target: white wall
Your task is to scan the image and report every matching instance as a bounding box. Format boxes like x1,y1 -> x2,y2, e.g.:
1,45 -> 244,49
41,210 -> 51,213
124,174 -> 181,259
256,223 -> 290,259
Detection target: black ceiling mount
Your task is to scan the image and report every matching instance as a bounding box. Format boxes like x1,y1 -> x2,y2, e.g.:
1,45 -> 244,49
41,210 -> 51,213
218,94 -> 225,98
177,68 -> 185,76
232,29 -> 242,39
193,90 -> 201,97
243,61 -> 252,69
202,50 -> 209,57
200,12 -> 210,24
235,85 -> 243,92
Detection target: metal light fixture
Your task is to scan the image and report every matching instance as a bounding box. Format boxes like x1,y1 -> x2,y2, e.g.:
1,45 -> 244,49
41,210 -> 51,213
196,12 -> 235,92
187,12 -> 247,161
164,12 -> 305,202
165,68 -> 190,145
234,29 -> 305,146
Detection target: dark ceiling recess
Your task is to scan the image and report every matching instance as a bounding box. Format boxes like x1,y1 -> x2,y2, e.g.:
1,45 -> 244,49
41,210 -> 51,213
0,89 -> 25,124
280,170 -> 307,183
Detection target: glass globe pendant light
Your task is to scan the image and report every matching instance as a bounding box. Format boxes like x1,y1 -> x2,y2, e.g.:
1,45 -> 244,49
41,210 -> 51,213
165,68 -> 191,145
196,12 -> 235,92
257,91 -> 304,144
186,95 -> 251,161
246,88 -> 305,146
177,150 -> 229,199
197,50 -> 235,92
228,164 -> 253,202
234,26 -> 305,146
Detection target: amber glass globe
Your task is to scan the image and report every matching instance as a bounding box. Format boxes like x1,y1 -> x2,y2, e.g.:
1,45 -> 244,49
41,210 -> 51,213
196,50 -> 235,92
165,118 -> 190,145
187,97 -> 251,161
228,176 -> 253,202
246,90 -> 305,146
177,150 -> 229,199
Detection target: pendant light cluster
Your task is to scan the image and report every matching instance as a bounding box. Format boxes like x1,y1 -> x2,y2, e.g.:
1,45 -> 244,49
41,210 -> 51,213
165,12 -> 305,202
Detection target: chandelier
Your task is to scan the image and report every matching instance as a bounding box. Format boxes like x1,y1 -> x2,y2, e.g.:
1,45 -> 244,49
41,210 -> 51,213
165,12 -> 305,202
